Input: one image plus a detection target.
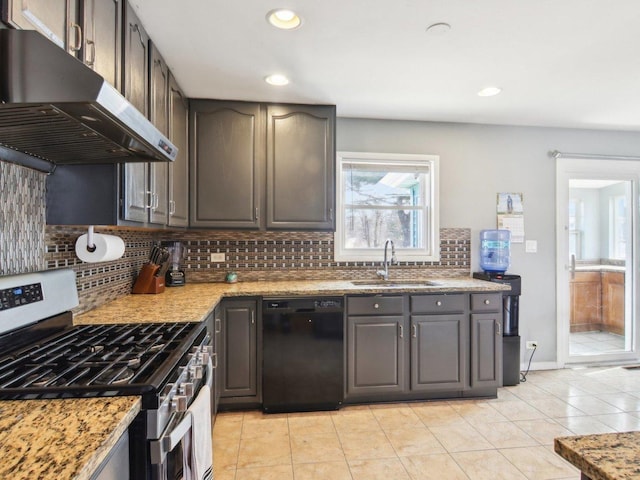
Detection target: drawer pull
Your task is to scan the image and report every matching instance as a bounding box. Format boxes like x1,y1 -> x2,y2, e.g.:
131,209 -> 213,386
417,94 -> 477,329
373,303 -> 379,309
399,325 -> 403,338
436,300 -> 442,306
484,299 -> 491,305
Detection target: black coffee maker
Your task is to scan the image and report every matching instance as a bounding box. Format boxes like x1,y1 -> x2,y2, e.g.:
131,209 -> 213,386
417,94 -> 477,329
163,241 -> 186,286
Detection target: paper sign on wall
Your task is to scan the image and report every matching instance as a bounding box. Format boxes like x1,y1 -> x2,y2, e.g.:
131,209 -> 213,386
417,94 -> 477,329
497,193 -> 524,243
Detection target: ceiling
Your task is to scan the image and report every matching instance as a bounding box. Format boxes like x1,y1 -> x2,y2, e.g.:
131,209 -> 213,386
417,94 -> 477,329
132,0 -> 640,131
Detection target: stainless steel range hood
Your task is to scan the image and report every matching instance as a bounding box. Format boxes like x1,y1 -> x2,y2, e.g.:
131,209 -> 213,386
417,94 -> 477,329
0,29 -> 177,172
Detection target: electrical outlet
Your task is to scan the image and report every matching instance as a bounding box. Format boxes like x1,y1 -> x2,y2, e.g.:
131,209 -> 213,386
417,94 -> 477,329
210,252 -> 226,262
526,341 -> 538,350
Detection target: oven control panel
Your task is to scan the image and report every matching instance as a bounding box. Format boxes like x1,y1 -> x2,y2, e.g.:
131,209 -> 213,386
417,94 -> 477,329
0,282 -> 43,311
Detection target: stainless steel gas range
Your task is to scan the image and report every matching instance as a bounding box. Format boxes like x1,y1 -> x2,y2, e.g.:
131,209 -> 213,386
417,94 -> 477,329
0,269 -> 213,480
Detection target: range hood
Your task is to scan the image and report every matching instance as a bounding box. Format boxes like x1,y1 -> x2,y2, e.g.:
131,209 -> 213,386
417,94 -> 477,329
0,29 -> 177,172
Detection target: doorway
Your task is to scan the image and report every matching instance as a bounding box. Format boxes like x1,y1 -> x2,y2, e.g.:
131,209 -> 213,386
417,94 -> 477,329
556,157 -> 639,366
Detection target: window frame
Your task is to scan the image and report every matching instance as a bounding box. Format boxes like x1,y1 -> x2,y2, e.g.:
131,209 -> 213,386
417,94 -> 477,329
334,151 -> 440,262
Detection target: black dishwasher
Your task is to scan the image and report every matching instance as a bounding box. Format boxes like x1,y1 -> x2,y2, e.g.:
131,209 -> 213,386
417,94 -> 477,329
262,297 -> 344,413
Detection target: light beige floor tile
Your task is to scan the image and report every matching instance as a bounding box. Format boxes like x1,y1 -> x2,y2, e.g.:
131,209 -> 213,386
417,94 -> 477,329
554,415 -> 617,435
331,409 -> 382,433
400,453 -> 469,480
371,406 -> 424,430
385,427 -> 446,456
452,450 -> 527,479
566,380 -> 617,395
213,437 -> 241,470
492,388 -> 519,402
565,396 -> 623,415
348,458 -> 411,480
472,421 -> 538,449
236,434 -> 292,469
411,403 -> 467,426
293,460 -> 353,480
214,413 -> 245,439
499,446 -> 579,479
596,392 -> 640,412
429,422 -> 493,453
213,467 -> 237,480
338,429 -> 397,461
513,419 -> 574,445
235,464 -> 294,480
534,381 -> 590,398
507,383 -> 551,401
493,400 -> 547,421
290,432 -> 345,464
450,401 -> 509,425
524,397 -> 585,418
241,412 -> 289,438
288,413 -> 336,436
591,412 -> 640,431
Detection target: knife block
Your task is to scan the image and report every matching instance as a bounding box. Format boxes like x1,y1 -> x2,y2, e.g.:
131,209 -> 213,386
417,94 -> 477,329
132,264 -> 166,294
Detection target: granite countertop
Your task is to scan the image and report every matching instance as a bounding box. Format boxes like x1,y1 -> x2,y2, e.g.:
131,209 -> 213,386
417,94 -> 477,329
75,277 -> 509,325
555,432 -> 640,480
0,396 -> 140,480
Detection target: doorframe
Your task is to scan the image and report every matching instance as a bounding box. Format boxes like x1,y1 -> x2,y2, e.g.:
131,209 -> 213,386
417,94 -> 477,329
556,157 -> 640,367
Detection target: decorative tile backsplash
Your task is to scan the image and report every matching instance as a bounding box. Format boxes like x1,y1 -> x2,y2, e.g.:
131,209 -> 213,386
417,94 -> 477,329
2,159 -> 471,315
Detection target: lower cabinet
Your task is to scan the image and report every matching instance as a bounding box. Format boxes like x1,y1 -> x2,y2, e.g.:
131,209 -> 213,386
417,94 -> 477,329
218,298 -> 261,407
469,293 -> 503,389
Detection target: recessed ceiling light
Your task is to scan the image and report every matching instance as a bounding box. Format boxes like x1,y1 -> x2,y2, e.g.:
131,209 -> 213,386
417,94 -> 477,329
267,9 -> 302,30
477,87 -> 502,97
426,22 -> 451,36
265,74 -> 290,86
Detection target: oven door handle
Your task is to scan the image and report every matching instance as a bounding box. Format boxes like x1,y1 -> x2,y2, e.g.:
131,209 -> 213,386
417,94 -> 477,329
149,358 -> 213,466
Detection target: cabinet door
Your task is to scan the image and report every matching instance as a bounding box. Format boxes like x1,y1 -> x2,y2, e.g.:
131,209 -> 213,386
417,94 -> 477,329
411,314 -> 466,391
81,0 -> 121,89
121,3 -> 149,223
190,101 -> 263,228
602,271 -> 625,335
4,0 -> 77,52
148,43 -> 169,225
346,315 -> 406,396
569,271 -> 602,331
220,300 -> 258,398
470,313 -> 501,388
266,104 -> 335,230
167,72 -> 189,227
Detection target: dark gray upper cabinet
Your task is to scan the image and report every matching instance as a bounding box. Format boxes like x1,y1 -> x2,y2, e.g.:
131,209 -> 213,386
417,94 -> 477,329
167,72 -> 189,227
266,104 -> 336,230
218,299 -> 259,400
190,100 -> 335,231
79,0 -> 121,89
121,2 -> 149,223
190,100 -> 263,228
148,42 -> 169,225
2,0 -> 78,53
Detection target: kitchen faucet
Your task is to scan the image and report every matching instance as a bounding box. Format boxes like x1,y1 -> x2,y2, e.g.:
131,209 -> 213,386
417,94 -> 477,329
376,239 -> 397,280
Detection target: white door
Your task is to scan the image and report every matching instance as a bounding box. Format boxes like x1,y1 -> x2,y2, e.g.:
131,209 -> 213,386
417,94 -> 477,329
556,157 -> 640,366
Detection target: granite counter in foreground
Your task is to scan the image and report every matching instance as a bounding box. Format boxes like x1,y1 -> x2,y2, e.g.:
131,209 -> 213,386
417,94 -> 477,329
74,278 -> 508,325
0,396 -> 140,480
555,432 -> 640,480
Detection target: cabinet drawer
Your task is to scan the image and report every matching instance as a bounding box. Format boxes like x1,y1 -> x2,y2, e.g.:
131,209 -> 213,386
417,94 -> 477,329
410,294 -> 466,314
470,293 -> 502,312
347,296 -> 404,315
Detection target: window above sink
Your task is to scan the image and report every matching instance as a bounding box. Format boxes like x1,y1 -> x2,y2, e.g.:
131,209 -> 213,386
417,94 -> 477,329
334,152 -> 440,262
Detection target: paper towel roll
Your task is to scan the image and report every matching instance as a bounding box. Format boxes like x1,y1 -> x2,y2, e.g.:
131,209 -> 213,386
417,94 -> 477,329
75,233 -> 125,263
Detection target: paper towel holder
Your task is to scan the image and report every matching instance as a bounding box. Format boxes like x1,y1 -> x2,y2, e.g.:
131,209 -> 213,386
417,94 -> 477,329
85,226 -> 97,253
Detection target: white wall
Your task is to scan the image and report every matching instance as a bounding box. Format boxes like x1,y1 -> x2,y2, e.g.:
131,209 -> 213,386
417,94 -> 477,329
337,117 -> 640,364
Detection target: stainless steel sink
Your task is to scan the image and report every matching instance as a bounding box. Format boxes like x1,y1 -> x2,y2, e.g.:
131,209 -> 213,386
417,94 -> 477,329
350,280 -> 443,288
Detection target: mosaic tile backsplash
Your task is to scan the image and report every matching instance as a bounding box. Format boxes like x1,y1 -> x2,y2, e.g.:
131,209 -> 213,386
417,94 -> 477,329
3,159 -> 471,315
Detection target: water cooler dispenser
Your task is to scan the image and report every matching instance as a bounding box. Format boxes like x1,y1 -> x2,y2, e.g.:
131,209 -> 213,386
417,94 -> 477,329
473,230 -> 521,386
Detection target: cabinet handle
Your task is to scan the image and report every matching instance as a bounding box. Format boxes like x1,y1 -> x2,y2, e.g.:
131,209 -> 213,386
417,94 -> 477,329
69,24 -> 82,52
212,352 -> 218,369
255,207 -> 259,221
496,320 -> 501,335
436,300 -> 442,306
169,200 -> 176,215
373,303 -> 380,309
329,208 -> 334,221
86,39 -> 96,66
399,324 -> 403,338
484,299 -> 490,305
215,318 -> 221,333
145,191 -> 153,209
412,324 -> 417,338
251,311 -> 255,324
152,193 -> 159,210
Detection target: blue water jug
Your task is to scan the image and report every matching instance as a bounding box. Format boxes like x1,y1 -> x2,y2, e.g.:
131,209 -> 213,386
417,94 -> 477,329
480,229 -> 511,273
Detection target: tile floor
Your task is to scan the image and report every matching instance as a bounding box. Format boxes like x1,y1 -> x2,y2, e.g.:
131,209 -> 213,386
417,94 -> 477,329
213,366 -> 640,480
569,331 -> 626,355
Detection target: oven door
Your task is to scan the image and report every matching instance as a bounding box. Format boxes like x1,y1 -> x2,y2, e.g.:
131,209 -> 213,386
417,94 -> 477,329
149,359 -> 213,480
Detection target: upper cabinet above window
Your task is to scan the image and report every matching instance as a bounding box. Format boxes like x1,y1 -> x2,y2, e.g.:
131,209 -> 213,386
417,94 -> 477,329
334,152 -> 440,262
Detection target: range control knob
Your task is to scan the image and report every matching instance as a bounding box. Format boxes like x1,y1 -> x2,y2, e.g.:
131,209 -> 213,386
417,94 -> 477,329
171,395 -> 187,413
179,382 -> 194,397
189,365 -> 204,380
